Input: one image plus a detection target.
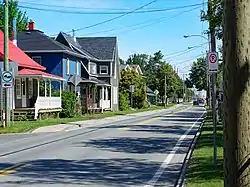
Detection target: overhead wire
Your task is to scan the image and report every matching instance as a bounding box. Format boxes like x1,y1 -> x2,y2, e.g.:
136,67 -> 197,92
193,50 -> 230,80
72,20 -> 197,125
18,2 -> 206,15
16,5 -> 201,43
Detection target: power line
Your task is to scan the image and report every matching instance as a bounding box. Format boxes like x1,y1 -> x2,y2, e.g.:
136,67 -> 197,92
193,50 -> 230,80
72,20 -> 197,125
171,54 -> 204,66
18,2 -> 205,15
70,0 -> 159,34
82,5 -> 201,37
17,5 -> 201,44
112,6 -> 201,36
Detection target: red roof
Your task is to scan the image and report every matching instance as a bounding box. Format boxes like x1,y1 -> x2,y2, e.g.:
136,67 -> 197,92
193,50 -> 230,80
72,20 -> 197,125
18,68 -> 65,81
0,30 -> 45,71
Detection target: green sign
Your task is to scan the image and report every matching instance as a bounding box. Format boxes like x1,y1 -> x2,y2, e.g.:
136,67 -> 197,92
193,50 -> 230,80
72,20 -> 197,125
1,71 -> 13,88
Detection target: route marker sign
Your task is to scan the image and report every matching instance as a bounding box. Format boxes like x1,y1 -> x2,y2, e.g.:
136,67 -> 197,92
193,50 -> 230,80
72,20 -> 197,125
208,52 -> 219,73
1,71 -> 13,88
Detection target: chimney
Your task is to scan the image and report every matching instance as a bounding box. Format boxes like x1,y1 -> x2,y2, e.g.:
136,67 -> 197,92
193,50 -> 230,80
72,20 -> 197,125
12,18 -> 17,46
72,29 -> 76,42
28,19 -> 35,30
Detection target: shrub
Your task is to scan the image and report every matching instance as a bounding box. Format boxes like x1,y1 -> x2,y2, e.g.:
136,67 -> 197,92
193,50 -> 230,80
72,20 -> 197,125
60,91 -> 76,118
119,91 -> 130,111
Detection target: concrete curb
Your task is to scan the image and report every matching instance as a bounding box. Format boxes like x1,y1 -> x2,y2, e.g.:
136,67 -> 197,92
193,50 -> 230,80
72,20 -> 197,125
175,111 -> 207,187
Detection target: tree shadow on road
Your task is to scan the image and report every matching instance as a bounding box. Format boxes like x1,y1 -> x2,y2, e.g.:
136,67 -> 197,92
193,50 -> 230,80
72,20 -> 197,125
0,158 -> 182,186
76,136 -> 193,155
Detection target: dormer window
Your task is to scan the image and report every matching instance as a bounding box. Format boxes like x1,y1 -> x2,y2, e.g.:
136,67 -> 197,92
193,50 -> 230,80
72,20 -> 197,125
100,65 -> 108,74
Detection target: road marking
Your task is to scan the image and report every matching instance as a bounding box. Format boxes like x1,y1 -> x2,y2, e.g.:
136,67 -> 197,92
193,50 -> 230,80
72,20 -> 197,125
120,106 -> 192,130
0,163 -> 27,177
144,110 -> 206,187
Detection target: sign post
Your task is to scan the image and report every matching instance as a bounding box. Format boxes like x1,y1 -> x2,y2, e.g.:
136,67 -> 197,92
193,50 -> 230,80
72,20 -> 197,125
129,85 -> 135,108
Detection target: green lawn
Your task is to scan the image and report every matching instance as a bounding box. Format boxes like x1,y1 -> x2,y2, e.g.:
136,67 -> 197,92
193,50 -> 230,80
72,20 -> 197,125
185,110 -> 224,187
0,105 -> 174,134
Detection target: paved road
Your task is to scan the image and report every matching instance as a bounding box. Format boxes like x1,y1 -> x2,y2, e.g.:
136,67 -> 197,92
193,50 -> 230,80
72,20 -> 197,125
0,105 -> 206,187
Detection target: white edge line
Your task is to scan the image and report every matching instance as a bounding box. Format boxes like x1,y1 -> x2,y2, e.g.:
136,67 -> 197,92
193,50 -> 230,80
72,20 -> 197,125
144,110 -> 206,187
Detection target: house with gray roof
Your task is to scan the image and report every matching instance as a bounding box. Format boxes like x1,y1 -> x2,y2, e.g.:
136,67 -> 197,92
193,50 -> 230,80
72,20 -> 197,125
17,20 -> 119,112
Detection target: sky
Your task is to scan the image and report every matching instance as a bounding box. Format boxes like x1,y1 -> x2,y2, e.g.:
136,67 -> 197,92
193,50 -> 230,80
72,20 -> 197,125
17,0 -> 209,76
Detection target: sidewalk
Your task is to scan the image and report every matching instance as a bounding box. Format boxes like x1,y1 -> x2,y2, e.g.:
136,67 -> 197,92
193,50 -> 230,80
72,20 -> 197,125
32,104 -> 183,133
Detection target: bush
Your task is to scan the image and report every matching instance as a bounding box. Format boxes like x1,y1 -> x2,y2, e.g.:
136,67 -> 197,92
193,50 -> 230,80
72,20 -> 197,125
60,91 -> 76,118
119,91 -> 130,111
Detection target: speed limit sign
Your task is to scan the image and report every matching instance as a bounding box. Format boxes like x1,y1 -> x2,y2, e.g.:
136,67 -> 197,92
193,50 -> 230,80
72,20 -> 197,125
208,52 -> 218,73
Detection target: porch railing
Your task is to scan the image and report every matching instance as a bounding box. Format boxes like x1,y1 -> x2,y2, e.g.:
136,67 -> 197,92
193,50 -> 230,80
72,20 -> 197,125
100,99 -> 111,109
34,96 -> 62,119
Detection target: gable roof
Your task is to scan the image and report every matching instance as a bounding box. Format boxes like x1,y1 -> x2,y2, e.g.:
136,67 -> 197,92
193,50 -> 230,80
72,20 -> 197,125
17,30 -> 87,59
129,64 -> 143,74
0,30 -> 45,70
55,32 -> 95,58
76,37 -> 117,60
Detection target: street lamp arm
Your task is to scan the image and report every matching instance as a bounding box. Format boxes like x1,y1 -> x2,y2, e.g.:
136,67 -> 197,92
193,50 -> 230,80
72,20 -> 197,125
183,34 -> 209,41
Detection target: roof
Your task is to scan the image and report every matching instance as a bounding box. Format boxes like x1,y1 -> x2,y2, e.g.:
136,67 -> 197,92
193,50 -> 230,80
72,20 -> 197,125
17,30 -> 87,59
146,87 -> 154,93
0,30 -> 45,70
18,68 -> 65,81
120,64 -> 131,71
76,37 -> 117,60
56,32 -> 95,58
68,74 -> 84,85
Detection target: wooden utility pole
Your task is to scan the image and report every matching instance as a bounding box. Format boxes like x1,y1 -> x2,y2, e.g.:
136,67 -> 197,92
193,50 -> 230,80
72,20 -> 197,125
164,72 -> 166,108
208,0 -> 217,169
223,0 -> 250,186
3,0 -> 10,127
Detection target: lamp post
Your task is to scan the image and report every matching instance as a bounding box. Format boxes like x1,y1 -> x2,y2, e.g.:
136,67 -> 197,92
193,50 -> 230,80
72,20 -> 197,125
183,34 -> 211,108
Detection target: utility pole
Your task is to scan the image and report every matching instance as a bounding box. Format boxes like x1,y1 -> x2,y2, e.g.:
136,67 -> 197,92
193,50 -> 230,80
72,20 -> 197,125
208,0 -> 217,169
3,0 -> 10,127
223,0 -> 250,186
164,72 -> 166,108
183,74 -> 185,103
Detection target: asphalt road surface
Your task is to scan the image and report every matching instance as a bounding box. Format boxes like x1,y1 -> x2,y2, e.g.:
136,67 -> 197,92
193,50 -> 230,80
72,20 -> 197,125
0,105 -> 206,187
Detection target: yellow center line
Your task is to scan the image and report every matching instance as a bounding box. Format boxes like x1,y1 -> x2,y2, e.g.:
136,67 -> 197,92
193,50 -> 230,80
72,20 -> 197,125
120,105 -> 192,130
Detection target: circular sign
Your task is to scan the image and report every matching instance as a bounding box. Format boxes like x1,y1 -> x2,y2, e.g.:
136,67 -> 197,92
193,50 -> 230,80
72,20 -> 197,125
209,53 -> 217,64
2,71 -> 13,83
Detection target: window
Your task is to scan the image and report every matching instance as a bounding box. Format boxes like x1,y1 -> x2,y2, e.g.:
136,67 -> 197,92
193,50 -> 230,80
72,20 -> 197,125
22,79 -> 26,96
28,79 -> 33,98
15,78 -> 21,99
66,58 -> 70,75
32,56 -> 42,65
89,62 -> 97,74
100,65 -> 108,74
76,61 -> 79,75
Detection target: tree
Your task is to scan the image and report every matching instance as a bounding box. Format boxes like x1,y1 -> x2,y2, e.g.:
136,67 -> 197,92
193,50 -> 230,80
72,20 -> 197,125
126,53 -> 149,72
0,0 -> 29,36
185,78 -> 193,88
189,57 -> 207,91
119,69 -> 146,109
223,0 -> 250,186
119,58 -> 125,64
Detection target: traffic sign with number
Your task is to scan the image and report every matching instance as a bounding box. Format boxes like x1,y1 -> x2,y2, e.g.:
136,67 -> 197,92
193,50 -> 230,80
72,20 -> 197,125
208,52 -> 218,73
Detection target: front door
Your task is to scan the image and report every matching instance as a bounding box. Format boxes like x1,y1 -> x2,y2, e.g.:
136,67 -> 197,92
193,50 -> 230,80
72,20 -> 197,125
22,78 -> 27,108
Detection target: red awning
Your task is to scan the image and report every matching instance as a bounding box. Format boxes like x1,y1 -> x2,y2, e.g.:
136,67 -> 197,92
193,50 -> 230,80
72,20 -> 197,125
18,68 -> 65,81
0,30 -> 45,71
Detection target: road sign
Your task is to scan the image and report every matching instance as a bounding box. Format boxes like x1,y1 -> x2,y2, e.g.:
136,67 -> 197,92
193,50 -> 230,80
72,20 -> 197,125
154,90 -> 159,95
1,71 -> 13,88
208,52 -> 219,73
129,85 -> 135,93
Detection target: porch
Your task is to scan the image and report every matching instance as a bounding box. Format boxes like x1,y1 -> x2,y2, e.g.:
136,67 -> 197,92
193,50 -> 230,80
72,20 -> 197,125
73,76 -> 111,113
14,70 -> 65,120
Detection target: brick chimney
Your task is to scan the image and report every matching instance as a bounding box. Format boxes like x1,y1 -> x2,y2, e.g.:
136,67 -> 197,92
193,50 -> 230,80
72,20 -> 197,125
28,19 -> 35,30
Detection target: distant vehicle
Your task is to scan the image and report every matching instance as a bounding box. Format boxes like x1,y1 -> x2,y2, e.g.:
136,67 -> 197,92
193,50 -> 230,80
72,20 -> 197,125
198,98 -> 205,107
193,98 -> 198,105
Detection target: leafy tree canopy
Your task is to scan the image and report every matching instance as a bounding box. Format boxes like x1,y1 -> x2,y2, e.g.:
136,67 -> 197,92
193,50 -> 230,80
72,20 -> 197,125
126,53 -> 149,72
189,57 -> 207,91
0,0 -> 29,36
